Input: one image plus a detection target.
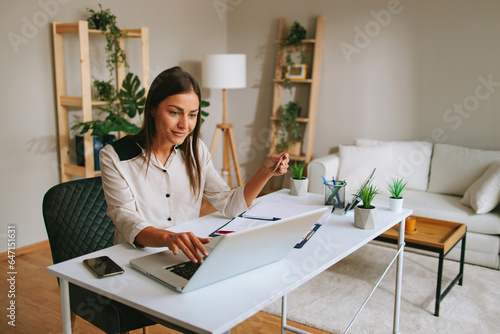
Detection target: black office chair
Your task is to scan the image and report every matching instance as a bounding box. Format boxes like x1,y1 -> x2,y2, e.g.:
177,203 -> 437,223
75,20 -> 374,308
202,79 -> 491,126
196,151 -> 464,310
42,176 -> 155,334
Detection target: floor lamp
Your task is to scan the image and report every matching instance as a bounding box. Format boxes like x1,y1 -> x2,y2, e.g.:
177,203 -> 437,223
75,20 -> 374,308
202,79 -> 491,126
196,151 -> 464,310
202,54 -> 246,188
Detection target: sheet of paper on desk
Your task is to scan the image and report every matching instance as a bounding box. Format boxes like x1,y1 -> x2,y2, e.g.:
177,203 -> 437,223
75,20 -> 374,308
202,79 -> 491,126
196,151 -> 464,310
243,201 -> 326,220
219,217 -> 272,233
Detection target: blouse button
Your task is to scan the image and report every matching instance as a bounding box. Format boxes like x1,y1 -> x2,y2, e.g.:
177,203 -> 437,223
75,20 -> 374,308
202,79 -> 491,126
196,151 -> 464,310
167,217 -> 172,222
166,194 -> 170,198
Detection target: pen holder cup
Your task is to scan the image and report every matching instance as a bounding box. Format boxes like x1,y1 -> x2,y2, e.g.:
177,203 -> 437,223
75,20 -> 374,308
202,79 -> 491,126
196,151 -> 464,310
324,181 -> 346,208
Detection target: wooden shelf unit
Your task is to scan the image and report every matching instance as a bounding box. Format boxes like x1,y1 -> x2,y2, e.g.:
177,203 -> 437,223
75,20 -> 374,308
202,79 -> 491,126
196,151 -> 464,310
268,16 -> 324,164
52,21 -> 149,182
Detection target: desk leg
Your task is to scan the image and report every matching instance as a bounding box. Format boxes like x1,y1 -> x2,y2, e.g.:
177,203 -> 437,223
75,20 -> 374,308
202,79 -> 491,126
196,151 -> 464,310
281,295 -> 311,334
60,279 -> 72,334
281,295 -> 287,334
393,218 -> 405,334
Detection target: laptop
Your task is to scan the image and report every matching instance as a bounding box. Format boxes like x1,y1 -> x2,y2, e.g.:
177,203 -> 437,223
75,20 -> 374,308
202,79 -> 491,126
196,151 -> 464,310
130,207 -> 328,293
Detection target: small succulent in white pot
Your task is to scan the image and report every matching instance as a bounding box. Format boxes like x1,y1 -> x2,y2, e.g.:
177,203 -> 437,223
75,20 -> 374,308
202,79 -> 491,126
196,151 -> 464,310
289,162 -> 308,196
387,177 -> 407,212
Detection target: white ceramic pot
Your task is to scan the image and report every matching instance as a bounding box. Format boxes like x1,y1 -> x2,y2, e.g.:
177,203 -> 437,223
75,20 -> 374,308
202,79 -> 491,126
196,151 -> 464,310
354,206 -> 377,229
290,177 -> 308,196
389,197 -> 404,212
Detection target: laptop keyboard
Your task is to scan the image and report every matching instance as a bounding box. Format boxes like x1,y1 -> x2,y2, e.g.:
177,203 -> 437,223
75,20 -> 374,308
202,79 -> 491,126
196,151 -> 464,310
166,260 -> 202,280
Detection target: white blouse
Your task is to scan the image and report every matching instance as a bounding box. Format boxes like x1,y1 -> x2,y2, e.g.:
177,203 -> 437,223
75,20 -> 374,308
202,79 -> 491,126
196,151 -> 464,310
99,137 -> 249,245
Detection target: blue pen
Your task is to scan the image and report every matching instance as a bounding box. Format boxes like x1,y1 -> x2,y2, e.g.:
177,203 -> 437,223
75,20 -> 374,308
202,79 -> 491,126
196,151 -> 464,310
321,175 -> 334,191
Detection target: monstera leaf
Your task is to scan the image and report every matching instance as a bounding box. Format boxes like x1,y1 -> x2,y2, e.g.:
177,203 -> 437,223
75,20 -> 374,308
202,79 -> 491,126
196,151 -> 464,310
119,72 -> 146,119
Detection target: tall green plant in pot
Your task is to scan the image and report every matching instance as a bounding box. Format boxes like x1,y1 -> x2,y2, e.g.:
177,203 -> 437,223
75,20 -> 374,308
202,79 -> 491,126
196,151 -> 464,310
387,177 -> 407,212
289,162 -> 308,196
73,72 -> 146,170
354,181 -> 379,229
73,72 -> 146,136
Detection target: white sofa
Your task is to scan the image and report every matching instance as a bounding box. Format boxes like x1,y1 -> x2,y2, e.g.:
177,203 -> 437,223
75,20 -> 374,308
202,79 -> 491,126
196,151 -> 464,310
307,139 -> 500,269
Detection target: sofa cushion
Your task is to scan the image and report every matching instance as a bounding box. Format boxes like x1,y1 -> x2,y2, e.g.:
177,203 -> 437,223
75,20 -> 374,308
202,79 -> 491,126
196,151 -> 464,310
461,161 -> 500,214
355,138 -> 433,191
337,145 -> 392,196
307,154 -> 340,195
373,190 -> 500,235
428,144 -> 500,196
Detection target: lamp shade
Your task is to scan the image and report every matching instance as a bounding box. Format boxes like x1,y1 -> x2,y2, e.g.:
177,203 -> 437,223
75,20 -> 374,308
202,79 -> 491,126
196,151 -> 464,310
202,54 -> 246,89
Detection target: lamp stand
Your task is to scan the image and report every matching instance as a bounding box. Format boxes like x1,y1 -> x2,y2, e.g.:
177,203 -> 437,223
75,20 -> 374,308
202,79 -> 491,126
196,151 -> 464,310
209,89 -> 243,188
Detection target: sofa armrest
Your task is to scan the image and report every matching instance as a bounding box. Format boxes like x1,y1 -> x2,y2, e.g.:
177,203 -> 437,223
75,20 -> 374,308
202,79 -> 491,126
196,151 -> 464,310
307,154 -> 340,194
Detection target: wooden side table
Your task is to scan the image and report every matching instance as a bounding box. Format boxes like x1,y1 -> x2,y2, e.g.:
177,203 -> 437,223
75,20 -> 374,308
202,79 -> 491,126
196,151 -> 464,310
376,216 -> 467,316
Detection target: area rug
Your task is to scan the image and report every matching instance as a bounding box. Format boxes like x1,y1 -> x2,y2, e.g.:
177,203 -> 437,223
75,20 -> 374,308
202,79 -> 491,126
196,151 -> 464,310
263,243 -> 500,333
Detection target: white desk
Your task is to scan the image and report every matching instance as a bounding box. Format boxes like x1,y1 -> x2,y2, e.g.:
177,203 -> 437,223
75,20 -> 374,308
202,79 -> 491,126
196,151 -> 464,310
47,190 -> 411,334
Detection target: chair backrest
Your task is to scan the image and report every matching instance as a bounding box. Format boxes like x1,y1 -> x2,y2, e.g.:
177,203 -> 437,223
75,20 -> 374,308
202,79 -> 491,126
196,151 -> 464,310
42,177 -> 115,264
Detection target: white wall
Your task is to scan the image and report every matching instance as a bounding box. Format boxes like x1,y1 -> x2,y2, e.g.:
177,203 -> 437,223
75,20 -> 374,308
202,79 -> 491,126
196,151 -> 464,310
2,0 -> 500,249
227,0 -> 500,180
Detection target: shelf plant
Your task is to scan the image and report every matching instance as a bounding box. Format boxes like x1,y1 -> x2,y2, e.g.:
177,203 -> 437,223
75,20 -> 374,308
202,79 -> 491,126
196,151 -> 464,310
289,161 -> 308,196
278,101 -> 303,153
73,72 -> 146,136
87,4 -> 128,76
280,21 -> 307,89
93,78 -> 116,102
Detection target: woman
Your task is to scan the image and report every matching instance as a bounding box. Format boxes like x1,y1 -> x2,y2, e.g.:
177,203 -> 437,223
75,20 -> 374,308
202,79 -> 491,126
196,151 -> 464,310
100,66 -> 289,264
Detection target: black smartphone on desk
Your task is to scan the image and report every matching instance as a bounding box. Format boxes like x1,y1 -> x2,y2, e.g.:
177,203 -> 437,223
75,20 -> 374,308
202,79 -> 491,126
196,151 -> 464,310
83,256 -> 124,278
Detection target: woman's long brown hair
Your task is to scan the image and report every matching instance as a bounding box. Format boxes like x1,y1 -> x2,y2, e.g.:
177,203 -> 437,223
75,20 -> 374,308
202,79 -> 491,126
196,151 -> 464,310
130,66 -> 202,198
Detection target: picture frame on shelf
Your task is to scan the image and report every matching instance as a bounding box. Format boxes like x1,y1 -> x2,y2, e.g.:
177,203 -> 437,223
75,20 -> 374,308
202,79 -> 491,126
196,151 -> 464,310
286,63 -> 307,80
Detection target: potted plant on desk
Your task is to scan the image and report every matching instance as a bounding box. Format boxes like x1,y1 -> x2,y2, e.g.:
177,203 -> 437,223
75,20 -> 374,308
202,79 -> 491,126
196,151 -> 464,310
354,181 -> 379,229
387,177 -> 407,212
289,161 -> 308,196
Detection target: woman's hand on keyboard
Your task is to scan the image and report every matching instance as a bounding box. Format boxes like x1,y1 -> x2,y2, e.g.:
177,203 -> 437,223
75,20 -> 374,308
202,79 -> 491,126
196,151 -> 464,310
134,227 -> 211,263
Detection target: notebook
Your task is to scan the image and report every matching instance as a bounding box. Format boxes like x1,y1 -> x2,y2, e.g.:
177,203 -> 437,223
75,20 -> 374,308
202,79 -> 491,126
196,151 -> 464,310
129,207 -> 328,293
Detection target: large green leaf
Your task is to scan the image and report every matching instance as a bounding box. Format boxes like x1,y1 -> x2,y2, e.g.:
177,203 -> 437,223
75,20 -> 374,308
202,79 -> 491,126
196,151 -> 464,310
119,72 -> 145,118
201,100 -> 210,123
71,107 -> 140,136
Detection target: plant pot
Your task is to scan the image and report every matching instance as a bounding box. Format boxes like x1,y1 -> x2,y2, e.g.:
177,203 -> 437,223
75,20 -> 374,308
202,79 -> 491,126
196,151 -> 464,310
290,177 -> 308,196
76,134 -> 115,171
389,197 -> 404,212
354,206 -> 377,229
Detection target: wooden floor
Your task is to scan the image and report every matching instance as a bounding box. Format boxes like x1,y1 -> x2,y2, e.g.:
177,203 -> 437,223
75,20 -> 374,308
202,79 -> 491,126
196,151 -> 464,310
0,218 -> 328,334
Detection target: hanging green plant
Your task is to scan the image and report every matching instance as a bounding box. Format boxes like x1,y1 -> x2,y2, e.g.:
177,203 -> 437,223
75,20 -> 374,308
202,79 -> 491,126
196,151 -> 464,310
278,101 -> 303,152
87,4 -> 128,75
282,21 -> 307,48
280,21 -> 307,89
